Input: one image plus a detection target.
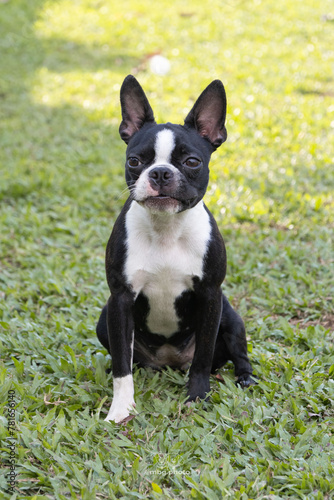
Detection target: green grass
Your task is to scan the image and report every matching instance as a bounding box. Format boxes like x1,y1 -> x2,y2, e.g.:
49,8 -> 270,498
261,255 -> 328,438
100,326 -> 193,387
0,0 -> 334,498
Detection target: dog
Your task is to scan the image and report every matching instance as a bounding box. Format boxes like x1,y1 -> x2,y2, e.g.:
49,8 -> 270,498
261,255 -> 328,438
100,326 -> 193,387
96,75 -> 255,423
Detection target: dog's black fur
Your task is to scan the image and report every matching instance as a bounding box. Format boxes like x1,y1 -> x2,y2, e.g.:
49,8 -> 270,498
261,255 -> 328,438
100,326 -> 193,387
96,76 -> 255,422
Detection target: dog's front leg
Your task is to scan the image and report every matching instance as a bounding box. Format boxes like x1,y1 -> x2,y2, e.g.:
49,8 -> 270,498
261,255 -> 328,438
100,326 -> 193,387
187,286 -> 223,402
105,291 -> 135,423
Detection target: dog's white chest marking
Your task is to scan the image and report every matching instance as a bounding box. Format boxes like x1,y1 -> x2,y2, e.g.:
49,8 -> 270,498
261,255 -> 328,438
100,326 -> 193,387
125,200 -> 211,337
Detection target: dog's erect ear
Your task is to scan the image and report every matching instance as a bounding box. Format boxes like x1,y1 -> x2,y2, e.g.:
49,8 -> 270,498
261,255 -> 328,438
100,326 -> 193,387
184,80 -> 227,149
119,75 -> 156,144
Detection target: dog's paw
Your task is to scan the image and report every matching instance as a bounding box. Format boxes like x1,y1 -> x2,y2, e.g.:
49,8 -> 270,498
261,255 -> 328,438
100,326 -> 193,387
236,374 -> 258,388
104,401 -> 136,424
186,392 -> 210,404
186,385 -> 211,405
105,374 -> 135,423
187,372 -> 211,403
185,395 -> 200,407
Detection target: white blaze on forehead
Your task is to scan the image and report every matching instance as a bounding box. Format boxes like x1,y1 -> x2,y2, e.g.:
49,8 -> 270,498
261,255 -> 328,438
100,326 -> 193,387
154,129 -> 175,164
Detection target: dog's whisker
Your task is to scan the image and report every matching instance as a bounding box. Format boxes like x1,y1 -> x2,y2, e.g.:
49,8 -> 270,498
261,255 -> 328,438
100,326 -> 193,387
115,185 -> 132,203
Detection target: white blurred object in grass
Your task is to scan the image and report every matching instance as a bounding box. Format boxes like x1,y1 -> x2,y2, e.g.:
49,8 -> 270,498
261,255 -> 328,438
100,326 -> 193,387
149,55 -> 171,75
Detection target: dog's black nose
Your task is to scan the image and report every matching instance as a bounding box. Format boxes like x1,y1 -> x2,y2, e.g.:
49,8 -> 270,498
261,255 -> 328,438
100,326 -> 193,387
148,166 -> 174,186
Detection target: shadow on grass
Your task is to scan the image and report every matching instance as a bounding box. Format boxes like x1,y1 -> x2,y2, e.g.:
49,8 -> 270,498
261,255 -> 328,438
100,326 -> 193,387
297,87 -> 334,97
0,0 -> 139,207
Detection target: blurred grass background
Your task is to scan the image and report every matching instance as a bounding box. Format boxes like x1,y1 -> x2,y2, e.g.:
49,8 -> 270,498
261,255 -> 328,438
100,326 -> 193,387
0,0 -> 333,498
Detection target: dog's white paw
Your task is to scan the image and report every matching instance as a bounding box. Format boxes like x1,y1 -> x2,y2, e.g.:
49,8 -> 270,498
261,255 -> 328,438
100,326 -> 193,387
104,401 -> 135,423
104,374 -> 135,423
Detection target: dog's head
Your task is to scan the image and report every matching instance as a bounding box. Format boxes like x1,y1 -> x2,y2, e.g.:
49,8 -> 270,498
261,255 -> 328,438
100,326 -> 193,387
119,75 -> 227,214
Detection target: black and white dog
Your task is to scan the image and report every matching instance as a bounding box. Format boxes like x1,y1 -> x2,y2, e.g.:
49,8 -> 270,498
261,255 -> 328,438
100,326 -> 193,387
96,75 -> 254,423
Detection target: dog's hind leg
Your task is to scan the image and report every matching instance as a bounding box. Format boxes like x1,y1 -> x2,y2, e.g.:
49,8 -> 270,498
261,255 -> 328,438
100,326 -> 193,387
211,294 -> 256,387
96,304 -> 110,351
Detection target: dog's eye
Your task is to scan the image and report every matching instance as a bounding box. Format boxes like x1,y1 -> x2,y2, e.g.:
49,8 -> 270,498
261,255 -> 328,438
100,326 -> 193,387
184,158 -> 201,168
128,157 -> 141,168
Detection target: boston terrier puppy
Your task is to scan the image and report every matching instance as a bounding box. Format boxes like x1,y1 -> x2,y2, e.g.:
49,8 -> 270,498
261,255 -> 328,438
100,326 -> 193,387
96,75 -> 254,423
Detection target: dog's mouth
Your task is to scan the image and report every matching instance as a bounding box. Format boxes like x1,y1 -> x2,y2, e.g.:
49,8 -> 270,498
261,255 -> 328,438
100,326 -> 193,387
141,194 -> 181,213
152,194 -> 171,199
